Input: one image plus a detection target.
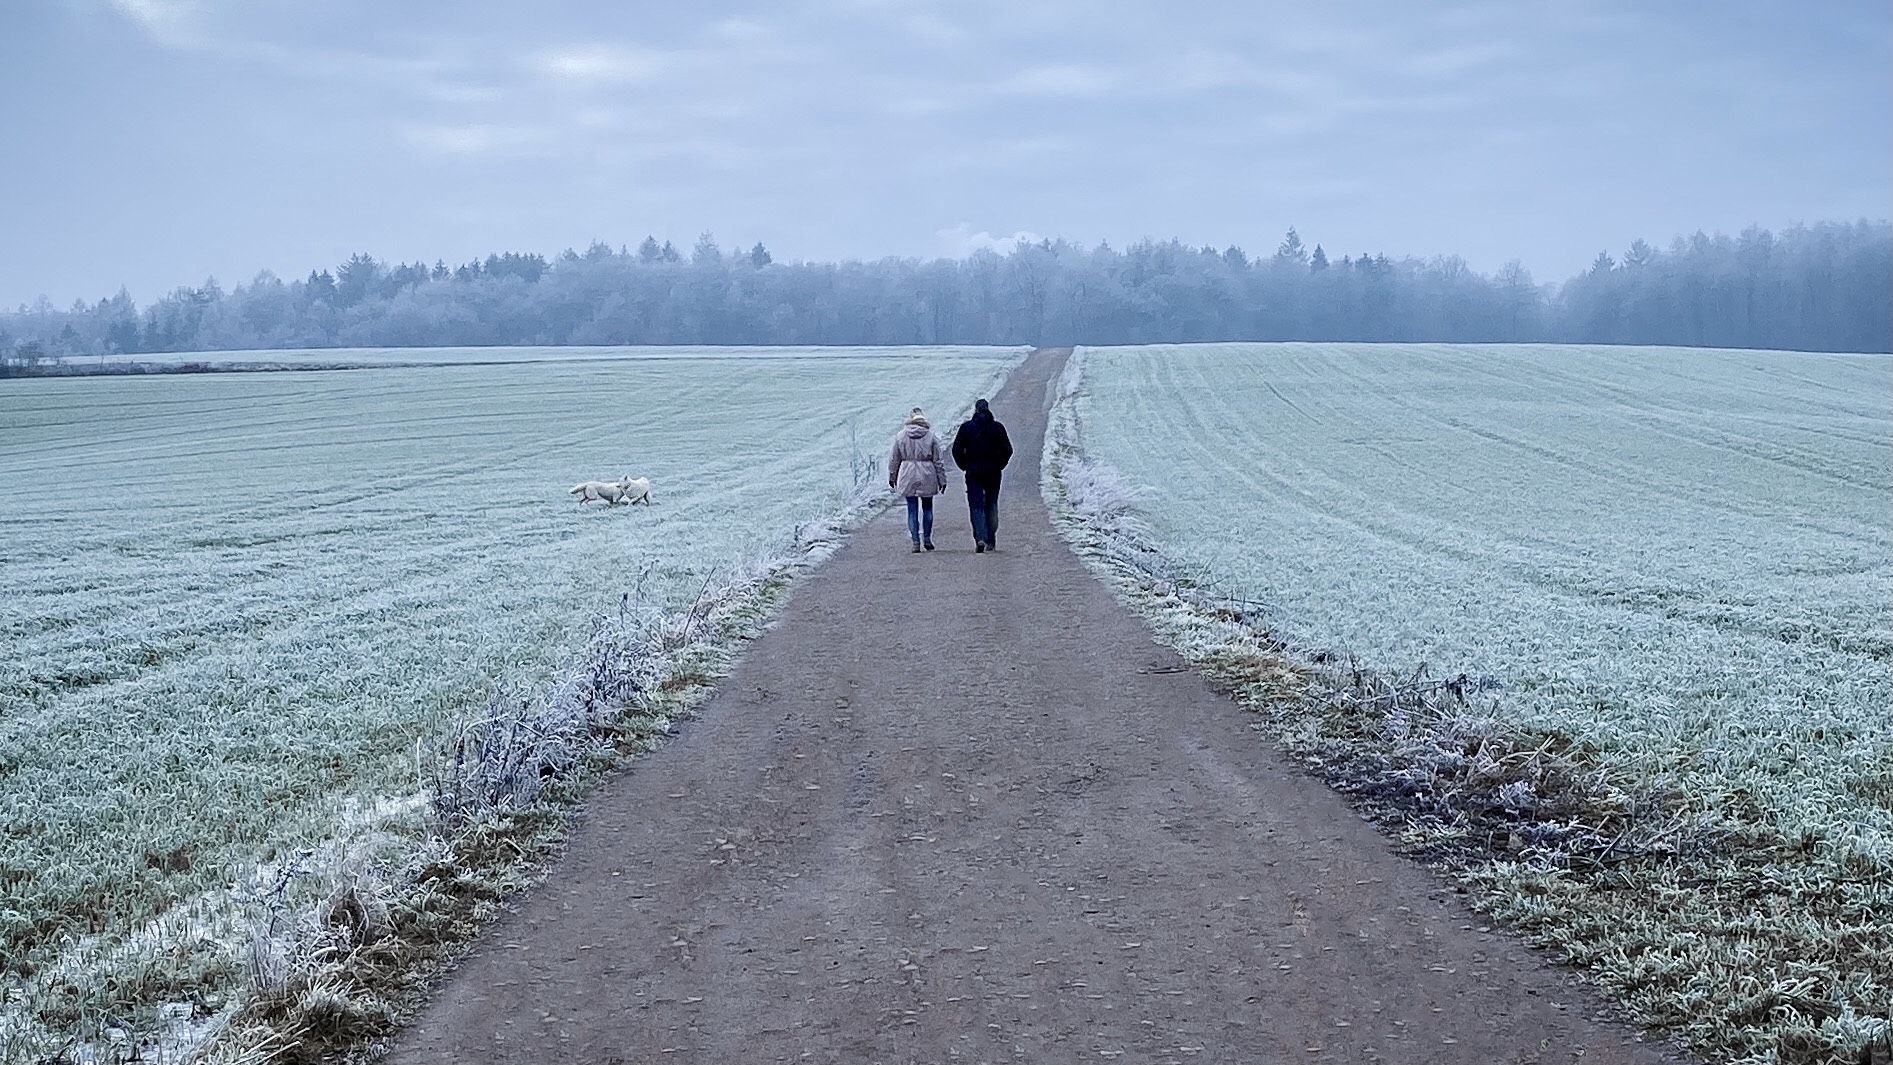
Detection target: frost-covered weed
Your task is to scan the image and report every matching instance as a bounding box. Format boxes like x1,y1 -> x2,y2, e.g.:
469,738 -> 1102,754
1044,343 -> 1893,1065
0,348 -> 1020,1062
210,528 -> 868,1064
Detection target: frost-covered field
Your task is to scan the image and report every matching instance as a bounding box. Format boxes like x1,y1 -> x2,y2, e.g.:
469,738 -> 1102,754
1057,343 -> 1891,1063
0,347 -> 1018,1057
76,343 -> 993,370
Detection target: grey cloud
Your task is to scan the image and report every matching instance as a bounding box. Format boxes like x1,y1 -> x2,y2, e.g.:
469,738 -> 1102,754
1,0 -> 1883,308
997,63 -> 1121,97
534,43 -> 670,85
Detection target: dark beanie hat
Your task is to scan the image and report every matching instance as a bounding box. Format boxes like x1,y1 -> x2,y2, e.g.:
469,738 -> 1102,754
975,398 -> 990,412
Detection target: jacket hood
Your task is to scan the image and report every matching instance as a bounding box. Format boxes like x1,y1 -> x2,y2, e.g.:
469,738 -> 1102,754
903,422 -> 932,437
970,409 -> 994,423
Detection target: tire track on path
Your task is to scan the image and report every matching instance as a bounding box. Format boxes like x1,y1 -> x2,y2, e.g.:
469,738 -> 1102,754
386,348 -> 1679,1065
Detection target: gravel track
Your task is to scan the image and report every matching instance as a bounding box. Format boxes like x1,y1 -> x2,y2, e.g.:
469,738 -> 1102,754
386,348 -> 1677,1064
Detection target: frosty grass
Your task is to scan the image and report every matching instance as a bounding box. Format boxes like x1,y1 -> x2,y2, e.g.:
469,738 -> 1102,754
1052,343 -> 1891,1065
0,347 -> 1019,1058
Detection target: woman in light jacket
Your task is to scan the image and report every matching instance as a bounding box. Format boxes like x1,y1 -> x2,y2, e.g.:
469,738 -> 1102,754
888,407 -> 948,552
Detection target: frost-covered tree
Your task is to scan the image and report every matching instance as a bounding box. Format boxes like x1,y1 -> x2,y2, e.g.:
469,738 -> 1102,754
1273,227 -> 1308,265
1497,260 -> 1537,340
306,269 -> 337,305
334,253 -> 381,308
4,221 -> 1887,358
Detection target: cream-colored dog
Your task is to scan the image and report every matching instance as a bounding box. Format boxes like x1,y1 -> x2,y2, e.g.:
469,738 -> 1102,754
569,476 -> 652,505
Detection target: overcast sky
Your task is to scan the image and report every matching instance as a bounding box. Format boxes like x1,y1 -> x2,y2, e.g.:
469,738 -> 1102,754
2,0 -> 1887,309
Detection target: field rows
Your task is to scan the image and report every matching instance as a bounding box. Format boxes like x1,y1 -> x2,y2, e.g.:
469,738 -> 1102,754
1062,342 -> 1892,1063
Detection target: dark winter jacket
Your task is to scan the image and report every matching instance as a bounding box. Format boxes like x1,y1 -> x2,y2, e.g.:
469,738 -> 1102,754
951,409 -> 1013,486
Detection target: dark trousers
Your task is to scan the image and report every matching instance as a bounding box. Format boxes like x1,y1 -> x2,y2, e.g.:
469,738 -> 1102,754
966,477 -> 1001,546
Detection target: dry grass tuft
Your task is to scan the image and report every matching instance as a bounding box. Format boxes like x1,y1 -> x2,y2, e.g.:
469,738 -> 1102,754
198,577 -> 788,1063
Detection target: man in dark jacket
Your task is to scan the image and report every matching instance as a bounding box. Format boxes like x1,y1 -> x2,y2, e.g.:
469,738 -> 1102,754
950,398 -> 1013,553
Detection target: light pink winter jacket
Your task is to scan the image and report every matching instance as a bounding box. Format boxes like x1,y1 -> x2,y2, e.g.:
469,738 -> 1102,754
887,423 -> 947,498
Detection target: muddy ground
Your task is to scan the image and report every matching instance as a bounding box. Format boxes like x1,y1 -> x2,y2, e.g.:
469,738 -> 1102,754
386,348 -> 1679,1064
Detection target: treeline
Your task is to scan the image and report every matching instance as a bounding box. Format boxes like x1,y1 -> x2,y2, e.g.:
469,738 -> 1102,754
3,222 -> 1887,368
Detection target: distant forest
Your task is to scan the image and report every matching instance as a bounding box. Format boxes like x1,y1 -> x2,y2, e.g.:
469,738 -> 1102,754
3,221 -> 1888,369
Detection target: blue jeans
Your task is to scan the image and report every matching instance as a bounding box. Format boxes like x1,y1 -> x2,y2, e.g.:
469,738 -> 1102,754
966,479 -> 1000,546
905,496 -> 934,542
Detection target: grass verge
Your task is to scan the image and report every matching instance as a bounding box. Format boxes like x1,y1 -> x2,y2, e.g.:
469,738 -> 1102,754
192,508 -> 887,1065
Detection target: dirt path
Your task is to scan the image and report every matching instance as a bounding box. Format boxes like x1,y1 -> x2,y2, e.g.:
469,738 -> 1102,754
387,349 -> 1677,1064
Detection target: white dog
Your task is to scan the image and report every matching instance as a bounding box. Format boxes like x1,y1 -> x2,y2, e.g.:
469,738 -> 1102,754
569,476 -> 653,505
